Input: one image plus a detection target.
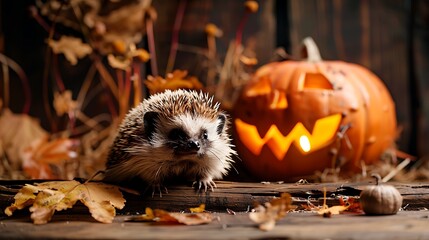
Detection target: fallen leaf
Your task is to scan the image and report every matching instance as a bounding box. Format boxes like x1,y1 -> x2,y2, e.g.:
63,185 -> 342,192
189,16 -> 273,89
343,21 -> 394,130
4,180 -> 125,224
317,187 -> 349,217
48,36 -> 92,65
317,205 -> 349,216
128,207 -> 214,225
189,204 -> 205,213
77,182 -> 126,223
339,196 -> 363,213
249,193 -> 294,231
168,212 -> 213,225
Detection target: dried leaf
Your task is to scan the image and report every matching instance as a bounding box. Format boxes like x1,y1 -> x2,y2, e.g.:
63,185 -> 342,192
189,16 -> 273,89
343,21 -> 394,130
189,204 -> 205,213
21,136 -> 78,179
107,54 -> 131,70
144,70 -> 203,95
53,90 -> 77,116
317,205 -> 349,216
48,36 -> 92,65
317,187 -> 349,216
107,43 -> 149,70
4,180 -> 125,224
339,197 -> 363,213
249,193 -> 294,231
0,109 -> 47,169
168,212 -> 213,225
128,207 -> 214,225
77,182 -> 126,223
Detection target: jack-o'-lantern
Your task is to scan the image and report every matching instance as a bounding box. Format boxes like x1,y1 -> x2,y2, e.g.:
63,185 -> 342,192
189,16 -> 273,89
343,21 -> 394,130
232,37 -> 397,181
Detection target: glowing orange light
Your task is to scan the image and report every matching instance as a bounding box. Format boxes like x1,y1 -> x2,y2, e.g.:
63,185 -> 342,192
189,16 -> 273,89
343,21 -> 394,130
234,113 -> 342,160
299,135 -> 311,152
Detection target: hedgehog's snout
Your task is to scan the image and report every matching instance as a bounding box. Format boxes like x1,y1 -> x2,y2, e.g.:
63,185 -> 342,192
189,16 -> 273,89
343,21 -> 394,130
187,140 -> 200,151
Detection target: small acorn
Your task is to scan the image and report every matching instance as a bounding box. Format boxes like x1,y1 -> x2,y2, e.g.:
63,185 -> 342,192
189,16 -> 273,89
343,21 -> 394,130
360,174 -> 403,215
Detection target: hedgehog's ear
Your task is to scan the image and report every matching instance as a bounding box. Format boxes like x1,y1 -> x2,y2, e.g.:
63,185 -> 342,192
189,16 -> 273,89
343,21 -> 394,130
216,113 -> 226,135
143,111 -> 159,140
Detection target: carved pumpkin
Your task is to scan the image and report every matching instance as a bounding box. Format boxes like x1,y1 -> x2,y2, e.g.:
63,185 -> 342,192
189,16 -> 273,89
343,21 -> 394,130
232,37 -> 397,180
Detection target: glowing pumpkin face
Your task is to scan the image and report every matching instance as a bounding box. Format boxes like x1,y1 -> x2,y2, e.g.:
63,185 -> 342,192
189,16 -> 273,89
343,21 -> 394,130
232,38 -> 396,181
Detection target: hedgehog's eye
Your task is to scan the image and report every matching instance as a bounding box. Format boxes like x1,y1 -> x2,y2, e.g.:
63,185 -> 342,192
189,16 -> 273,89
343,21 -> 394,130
202,130 -> 208,140
168,128 -> 188,141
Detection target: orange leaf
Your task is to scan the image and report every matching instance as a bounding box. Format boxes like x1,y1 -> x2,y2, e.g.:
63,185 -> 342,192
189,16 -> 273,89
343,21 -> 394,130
128,207 -> 214,225
21,136 -> 78,179
189,204 -> 205,213
144,70 -> 203,95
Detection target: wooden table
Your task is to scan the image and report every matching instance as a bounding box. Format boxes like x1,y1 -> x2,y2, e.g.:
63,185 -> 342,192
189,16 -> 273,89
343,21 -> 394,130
1,180 -> 429,239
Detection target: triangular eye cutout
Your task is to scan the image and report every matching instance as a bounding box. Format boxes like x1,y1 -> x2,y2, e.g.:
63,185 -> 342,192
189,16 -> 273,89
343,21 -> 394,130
299,73 -> 334,90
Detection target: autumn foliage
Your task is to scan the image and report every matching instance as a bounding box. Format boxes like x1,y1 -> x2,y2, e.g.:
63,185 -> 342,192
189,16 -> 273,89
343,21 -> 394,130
5,180 -> 125,224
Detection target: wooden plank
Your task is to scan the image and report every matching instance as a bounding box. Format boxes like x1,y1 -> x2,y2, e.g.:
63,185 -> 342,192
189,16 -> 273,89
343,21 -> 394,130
1,180 -> 429,215
1,180 -> 428,239
1,211 -> 429,239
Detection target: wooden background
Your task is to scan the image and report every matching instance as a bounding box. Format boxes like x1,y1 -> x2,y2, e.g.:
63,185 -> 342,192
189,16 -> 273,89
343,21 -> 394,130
150,0 -> 429,160
1,0 -> 428,166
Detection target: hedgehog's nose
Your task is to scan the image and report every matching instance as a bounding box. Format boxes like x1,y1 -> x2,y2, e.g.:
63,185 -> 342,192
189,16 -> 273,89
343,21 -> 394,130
187,140 -> 200,151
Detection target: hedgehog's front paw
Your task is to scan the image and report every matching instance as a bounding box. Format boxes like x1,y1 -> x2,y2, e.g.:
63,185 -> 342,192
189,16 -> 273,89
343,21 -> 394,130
193,178 -> 217,192
149,183 -> 168,198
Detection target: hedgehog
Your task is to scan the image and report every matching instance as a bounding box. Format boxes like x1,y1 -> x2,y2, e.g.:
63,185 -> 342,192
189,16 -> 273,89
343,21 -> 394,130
103,89 -> 236,194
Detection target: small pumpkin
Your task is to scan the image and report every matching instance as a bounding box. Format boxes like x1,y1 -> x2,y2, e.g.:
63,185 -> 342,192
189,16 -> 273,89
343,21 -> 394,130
359,174 -> 403,215
232,37 -> 397,180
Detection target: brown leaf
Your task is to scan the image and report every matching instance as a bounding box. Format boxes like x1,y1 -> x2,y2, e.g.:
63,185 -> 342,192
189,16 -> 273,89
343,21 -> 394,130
4,180 -> 125,224
76,182 -> 126,223
0,109 -> 47,170
249,193 -> 294,231
107,42 -> 149,70
53,90 -> 77,116
107,54 -> 131,70
168,212 -> 213,225
128,207 -> 214,225
339,197 -> 363,213
48,36 -> 92,65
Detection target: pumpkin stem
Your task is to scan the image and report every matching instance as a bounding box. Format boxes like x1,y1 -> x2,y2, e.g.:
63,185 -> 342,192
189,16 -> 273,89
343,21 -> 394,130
371,173 -> 382,186
301,37 -> 322,62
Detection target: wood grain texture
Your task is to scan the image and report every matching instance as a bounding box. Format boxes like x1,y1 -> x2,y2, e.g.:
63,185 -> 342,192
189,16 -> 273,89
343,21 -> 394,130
1,180 -> 428,239
287,0 -> 413,155
1,210 -> 429,239
1,180 -> 429,215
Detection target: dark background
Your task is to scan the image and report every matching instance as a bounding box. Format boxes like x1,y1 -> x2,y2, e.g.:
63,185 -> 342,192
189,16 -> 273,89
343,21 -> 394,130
1,0 -> 428,160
